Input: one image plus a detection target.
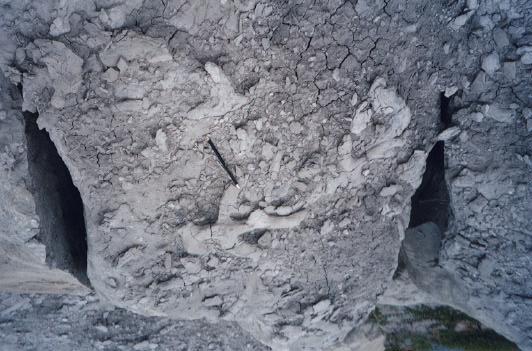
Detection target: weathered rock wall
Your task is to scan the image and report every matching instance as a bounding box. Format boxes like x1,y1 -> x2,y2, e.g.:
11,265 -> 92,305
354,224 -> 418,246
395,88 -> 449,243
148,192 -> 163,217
0,0 -> 530,350
0,70 -> 87,295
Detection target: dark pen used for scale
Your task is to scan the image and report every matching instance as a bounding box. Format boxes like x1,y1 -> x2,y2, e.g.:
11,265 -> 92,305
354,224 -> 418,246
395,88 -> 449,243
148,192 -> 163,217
208,138 -> 240,189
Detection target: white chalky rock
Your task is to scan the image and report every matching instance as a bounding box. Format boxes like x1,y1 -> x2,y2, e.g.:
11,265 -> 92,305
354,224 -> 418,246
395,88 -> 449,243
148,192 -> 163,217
483,104 -> 514,123
437,126 -> 461,141
5,3 -> 531,350
517,46 -> 532,65
49,17 -> 71,36
351,101 -> 372,135
449,11 -> 475,30
520,53 -> 532,65
155,129 -> 168,153
187,62 -> 248,120
25,40 -> 83,109
369,78 -> 411,138
482,52 -> 500,76
444,86 -> 458,97
99,7 -> 127,29
350,92 -> 359,106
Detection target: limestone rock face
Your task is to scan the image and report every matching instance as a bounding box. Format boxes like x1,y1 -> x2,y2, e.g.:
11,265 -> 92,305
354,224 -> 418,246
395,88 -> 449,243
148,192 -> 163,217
390,2 -> 532,349
0,70 -> 87,295
0,0 -> 531,350
16,29 -> 416,350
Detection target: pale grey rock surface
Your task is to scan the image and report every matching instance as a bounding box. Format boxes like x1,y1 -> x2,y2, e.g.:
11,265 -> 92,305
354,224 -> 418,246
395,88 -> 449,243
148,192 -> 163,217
0,0 -> 530,350
389,1 -> 532,349
0,292 -> 269,351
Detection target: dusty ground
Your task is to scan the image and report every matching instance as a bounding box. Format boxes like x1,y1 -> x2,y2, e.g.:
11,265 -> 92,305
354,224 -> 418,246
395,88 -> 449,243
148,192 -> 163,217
0,292 -> 269,351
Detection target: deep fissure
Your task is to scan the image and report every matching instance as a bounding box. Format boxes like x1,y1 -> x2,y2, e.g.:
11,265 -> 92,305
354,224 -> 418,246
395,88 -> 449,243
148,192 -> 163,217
408,141 -> 450,233
395,125 -> 451,277
440,92 -> 452,129
24,112 -> 89,286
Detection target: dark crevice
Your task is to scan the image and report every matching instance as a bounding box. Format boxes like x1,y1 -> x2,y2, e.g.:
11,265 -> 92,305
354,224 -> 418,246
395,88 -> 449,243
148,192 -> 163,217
24,112 -> 90,287
440,92 -> 452,129
409,141 -> 450,232
394,141 -> 451,279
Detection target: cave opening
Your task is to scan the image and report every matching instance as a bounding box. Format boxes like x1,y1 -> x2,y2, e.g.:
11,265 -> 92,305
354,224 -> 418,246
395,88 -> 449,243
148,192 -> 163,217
394,141 -> 451,277
408,141 -> 450,232
24,112 -> 90,286
440,92 -> 452,129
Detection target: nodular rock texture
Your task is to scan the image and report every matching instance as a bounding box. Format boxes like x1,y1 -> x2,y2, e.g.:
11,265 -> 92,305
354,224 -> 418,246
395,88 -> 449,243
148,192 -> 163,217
0,0 -> 530,350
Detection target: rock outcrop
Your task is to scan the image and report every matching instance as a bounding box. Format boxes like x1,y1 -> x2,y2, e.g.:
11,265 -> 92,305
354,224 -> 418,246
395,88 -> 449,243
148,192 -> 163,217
0,0 -> 530,350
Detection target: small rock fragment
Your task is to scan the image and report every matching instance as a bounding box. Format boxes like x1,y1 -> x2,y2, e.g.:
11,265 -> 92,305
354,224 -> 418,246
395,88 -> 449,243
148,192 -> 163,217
492,28 -> 510,49
470,71 -> 489,94
155,129 -> 168,153
313,299 -> 331,314
520,53 -> 532,65
332,68 -> 341,81
379,185 -> 401,197
99,7 -> 126,29
403,24 -> 417,33
470,112 -> 484,122
523,108 -> 532,132
181,258 -> 201,274
481,52 -> 500,76
516,46 -> 532,65
289,122 -> 303,134
117,57 -> 128,72
350,92 -> 358,106
502,62 -> 516,80
444,86 -> 458,97
262,143 -> 275,160
449,11 -> 475,31
261,38 -> 270,50
50,17 -> 71,36
437,126 -> 461,141
95,325 -> 108,333
105,277 -> 118,289
483,104 -> 514,123
85,54 -> 103,73
351,101 -> 371,135
15,48 -> 25,65
164,254 -> 172,270
355,0 -> 371,16
257,231 -> 272,248
478,16 -> 494,30
102,68 -> 119,82
203,295 -> 223,307
466,0 -> 479,9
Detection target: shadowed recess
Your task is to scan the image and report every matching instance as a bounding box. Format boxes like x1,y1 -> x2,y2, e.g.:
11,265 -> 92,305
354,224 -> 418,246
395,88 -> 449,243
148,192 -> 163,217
440,92 -> 452,129
408,141 -> 450,233
24,112 -> 89,286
